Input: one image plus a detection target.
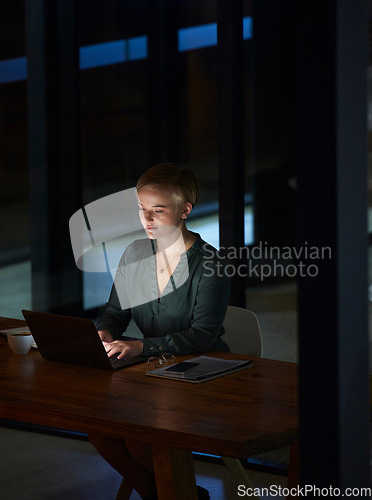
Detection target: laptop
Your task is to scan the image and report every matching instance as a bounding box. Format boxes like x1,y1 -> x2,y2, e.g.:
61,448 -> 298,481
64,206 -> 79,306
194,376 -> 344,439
22,309 -> 148,370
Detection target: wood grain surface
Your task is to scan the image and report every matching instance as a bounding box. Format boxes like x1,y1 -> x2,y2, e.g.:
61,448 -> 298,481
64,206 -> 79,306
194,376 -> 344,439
0,316 -> 298,459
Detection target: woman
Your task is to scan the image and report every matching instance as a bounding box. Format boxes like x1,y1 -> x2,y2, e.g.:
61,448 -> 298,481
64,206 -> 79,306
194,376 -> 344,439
90,163 -> 230,500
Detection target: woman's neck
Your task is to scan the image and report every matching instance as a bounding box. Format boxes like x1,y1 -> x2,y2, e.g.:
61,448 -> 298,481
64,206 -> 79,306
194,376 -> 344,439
157,230 -> 196,255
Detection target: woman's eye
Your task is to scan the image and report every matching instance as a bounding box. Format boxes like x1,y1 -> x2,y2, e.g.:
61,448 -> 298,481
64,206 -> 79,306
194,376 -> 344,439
155,210 -> 163,213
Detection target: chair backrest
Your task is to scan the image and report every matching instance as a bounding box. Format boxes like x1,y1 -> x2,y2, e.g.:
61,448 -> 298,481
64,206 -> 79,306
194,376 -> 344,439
223,306 -> 263,357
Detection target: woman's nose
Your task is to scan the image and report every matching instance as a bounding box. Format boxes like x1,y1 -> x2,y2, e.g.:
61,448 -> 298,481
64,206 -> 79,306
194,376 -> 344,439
144,211 -> 154,220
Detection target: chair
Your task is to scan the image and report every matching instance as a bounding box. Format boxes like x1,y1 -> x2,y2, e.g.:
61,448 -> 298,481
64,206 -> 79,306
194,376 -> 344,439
222,306 -> 262,358
221,306 -> 263,489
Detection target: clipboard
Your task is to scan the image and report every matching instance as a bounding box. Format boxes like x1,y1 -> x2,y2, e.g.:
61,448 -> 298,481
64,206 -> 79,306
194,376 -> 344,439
146,355 -> 252,383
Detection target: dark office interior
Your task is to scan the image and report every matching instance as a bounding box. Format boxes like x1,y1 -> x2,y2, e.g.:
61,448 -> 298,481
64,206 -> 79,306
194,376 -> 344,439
0,0 -> 370,497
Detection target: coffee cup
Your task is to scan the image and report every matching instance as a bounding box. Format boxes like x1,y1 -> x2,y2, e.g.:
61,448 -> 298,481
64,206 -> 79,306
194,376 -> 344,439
7,332 -> 34,354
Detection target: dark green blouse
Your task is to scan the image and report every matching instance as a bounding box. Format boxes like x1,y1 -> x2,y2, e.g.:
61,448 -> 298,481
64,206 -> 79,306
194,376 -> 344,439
96,235 -> 230,356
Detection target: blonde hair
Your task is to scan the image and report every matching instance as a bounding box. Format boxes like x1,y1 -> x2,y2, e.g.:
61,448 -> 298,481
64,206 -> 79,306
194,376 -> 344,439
136,163 -> 199,207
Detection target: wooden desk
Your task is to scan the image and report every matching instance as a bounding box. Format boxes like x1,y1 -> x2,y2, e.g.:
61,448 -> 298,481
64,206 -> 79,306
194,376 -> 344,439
0,317 -> 298,499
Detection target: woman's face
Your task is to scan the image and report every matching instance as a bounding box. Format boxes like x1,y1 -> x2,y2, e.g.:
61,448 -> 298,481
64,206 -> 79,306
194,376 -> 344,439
137,186 -> 189,240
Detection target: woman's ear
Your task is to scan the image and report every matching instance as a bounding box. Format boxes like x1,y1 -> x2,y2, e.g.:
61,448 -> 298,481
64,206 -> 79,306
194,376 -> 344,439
181,202 -> 193,220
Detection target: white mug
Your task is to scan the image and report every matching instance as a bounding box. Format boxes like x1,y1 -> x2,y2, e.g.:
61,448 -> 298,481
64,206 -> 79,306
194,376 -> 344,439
7,332 -> 34,354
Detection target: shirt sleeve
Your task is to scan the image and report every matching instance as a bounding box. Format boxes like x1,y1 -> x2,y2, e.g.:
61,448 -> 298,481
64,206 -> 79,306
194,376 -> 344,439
142,260 -> 230,355
95,285 -> 132,341
95,248 -> 132,340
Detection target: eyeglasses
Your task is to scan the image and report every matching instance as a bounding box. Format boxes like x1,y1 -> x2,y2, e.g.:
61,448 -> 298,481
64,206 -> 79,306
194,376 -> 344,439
146,353 -> 176,371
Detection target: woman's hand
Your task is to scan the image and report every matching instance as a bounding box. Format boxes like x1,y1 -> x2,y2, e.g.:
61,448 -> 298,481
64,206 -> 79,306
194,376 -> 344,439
103,340 -> 144,359
98,330 -> 114,342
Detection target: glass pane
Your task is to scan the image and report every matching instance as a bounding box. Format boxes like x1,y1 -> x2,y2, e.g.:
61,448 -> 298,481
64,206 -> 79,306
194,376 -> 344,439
78,0 -> 224,310
0,78 -> 31,318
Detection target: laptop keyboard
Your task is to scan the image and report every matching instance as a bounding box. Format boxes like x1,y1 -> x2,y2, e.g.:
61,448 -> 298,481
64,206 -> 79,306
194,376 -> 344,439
110,353 -> 132,369
109,353 -> 148,369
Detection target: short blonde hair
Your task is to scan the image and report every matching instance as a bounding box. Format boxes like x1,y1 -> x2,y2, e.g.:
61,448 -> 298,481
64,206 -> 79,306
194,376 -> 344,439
136,163 -> 199,207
